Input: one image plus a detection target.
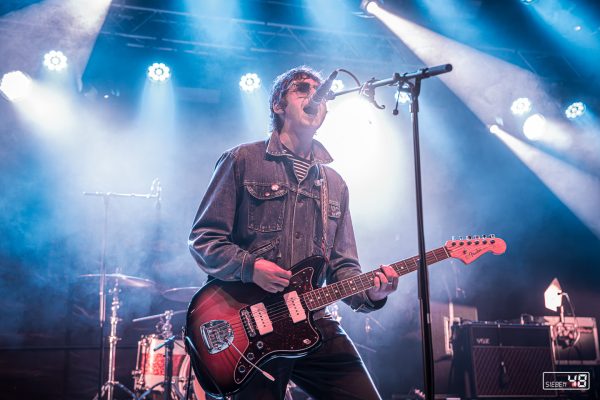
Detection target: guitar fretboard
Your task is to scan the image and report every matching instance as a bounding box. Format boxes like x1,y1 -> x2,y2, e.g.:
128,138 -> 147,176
302,246 -> 450,311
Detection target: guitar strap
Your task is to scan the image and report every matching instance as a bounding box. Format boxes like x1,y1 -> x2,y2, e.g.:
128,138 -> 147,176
318,164 -> 329,263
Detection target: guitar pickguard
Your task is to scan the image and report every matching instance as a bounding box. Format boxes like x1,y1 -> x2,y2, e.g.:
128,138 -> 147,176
233,266 -> 321,384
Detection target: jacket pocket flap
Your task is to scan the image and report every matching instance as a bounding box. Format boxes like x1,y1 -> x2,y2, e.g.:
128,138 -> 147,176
246,184 -> 288,200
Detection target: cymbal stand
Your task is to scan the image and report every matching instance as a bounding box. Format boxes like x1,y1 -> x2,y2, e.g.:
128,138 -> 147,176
157,310 -> 175,339
84,180 -> 161,400
94,278 -> 136,400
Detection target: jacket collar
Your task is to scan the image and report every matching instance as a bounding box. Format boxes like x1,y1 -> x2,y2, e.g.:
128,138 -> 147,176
265,131 -> 333,165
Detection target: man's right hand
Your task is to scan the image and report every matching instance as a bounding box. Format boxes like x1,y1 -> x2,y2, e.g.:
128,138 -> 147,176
252,258 -> 291,293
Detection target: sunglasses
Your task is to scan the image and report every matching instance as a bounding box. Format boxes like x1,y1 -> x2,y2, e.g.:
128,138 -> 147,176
286,81 -> 319,95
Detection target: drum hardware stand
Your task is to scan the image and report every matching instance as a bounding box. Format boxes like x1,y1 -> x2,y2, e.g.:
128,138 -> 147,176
137,336 -> 178,400
84,179 -> 161,400
93,277 -> 137,400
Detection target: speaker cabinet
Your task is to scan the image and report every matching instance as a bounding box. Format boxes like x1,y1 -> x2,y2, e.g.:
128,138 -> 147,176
542,316 -> 600,365
430,301 -> 478,398
453,323 -> 556,398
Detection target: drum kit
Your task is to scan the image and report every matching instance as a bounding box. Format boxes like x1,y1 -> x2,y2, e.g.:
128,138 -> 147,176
80,273 -> 206,400
82,182 -> 209,400
81,183 -> 302,400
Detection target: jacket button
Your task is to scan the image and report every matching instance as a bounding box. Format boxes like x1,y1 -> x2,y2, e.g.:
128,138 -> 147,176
295,232 -> 301,239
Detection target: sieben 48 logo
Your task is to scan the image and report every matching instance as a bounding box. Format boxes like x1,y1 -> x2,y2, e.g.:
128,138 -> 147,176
543,372 -> 590,391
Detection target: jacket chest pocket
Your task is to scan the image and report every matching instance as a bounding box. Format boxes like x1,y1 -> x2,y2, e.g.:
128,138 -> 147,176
246,183 -> 288,232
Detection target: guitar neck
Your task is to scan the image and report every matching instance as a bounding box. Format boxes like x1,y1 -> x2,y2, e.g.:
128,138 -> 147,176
302,246 -> 450,311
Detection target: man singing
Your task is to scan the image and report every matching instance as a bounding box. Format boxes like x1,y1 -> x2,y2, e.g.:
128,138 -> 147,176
189,66 -> 399,399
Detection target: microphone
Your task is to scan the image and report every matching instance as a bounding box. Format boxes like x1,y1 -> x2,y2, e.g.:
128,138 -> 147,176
303,70 -> 338,115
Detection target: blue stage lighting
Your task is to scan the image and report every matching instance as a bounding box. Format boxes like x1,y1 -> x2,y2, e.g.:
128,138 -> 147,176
520,0 -> 537,4
361,0 -> 383,15
511,97 -> 532,116
489,124 -> 501,134
0,71 -> 33,102
523,113 -> 546,141
43,50 -> 68,71
147,63 -> 171,82
565,102 -> 585,119
239,73 -> 261,93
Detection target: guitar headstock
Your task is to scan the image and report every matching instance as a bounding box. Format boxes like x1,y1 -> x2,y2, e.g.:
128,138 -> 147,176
445,234 -> 506,264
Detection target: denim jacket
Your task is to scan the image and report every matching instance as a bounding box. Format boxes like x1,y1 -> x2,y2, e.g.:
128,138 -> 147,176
189,131 -> 385,312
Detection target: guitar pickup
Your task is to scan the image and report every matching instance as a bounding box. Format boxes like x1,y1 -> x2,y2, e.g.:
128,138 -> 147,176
250,303 -> 273,335
284,291 -> 307,323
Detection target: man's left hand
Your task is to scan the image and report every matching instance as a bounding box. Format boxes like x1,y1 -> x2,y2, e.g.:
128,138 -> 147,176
366,265 -> 399,302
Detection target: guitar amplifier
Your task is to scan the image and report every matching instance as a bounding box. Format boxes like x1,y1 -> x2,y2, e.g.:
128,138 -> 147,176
453,322 -> 556,398
430,300 -> 478,399
542,316 -> 600,365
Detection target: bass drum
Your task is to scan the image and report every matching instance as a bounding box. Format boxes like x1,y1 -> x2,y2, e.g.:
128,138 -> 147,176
177,354 -> 206,400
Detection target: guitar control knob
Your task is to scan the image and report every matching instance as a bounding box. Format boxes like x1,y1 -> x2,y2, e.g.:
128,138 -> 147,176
238,365 -> 246,374
247,352 -> 255,361
256,341 -> 264,349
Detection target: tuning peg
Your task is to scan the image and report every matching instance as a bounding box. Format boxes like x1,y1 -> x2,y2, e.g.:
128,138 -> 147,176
451,236 -> 456,241
490,233 -> 495,238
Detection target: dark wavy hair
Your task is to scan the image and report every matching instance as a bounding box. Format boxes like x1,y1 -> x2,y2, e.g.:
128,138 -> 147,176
269,66 -> 323,133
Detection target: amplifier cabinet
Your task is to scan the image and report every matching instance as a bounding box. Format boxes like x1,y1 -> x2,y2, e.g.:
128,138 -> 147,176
453,323 -> 556,398
543,316 -> 600,365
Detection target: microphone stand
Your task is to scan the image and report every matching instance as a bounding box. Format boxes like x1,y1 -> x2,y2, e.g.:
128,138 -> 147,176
332,64 -> 452,400
84,180 -> 162,400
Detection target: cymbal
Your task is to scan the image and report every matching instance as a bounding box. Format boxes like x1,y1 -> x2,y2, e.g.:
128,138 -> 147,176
162,287 -> 200,302
79,273 -> 155,288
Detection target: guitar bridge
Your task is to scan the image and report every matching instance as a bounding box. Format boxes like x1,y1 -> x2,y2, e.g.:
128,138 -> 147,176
200,320 -> 234,354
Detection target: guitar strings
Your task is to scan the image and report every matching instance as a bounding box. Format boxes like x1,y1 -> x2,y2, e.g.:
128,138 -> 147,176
205,269 -> 383,333
202,253 -> 440,335
202,251 -> 445,335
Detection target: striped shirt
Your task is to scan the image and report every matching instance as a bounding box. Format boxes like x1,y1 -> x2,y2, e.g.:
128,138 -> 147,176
282,146 -> 312,182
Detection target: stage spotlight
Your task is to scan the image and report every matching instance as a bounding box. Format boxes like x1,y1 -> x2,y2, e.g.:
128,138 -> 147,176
523,113 -> 546,141
147,63 -> 171,82
511,97 -> 532,116
360,0 -> 383,15
520,0 -> 537,4
565,101 -> 585,119
239,73 -> 261,93
489,124 -> 501,134
0,71 -> 33,102
331,79 -> 344,93
43,50 -> 68,71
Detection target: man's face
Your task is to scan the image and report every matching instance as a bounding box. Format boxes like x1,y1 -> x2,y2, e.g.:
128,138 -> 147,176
276,77 -> 327,136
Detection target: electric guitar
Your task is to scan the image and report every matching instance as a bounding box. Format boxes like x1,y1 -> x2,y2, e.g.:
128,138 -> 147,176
185,235 -> 507,397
